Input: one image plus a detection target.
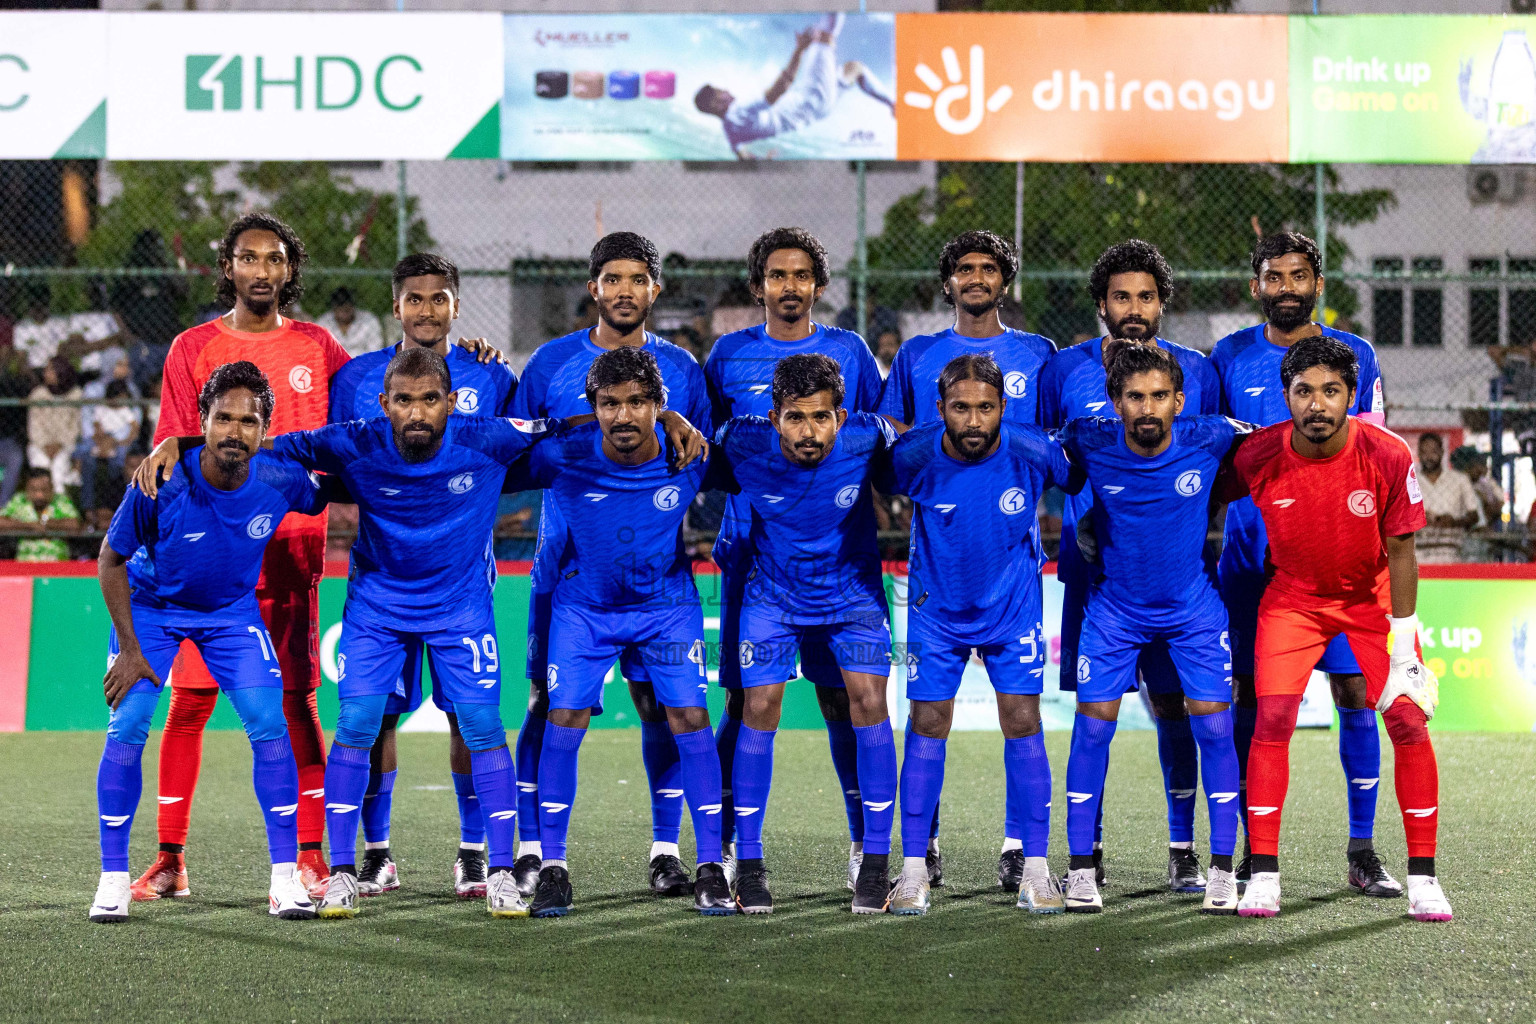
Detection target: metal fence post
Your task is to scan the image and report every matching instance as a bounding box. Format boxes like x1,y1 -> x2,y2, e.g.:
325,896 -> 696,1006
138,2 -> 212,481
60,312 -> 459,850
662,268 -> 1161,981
1314,163 -> 1327,273
855,158 -> 868,342
1014,161 -> 1025,302
397,161 -> 409,262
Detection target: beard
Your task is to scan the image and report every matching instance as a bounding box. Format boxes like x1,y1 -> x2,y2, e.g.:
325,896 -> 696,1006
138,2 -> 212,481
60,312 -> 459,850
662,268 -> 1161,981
945,424 -> 1000,462
954,287 -> 999,319
597,298 -> 649,333
1299,411 -> 1344,445
394,422 -> 443,463
1129,417 -> 1167,449
1260,290 -> 1317,331
213,438 -> 250,473
606,423 -> 647,454
1104,308 -> 1161,342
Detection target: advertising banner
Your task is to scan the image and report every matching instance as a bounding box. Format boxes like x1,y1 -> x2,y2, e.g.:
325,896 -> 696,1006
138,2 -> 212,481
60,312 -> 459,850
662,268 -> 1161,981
500,13 -> 896,161
1290,15 -> 1536,163
0,13 -> 107,158
105,12 -> 503,160
894,13 -> 1289,162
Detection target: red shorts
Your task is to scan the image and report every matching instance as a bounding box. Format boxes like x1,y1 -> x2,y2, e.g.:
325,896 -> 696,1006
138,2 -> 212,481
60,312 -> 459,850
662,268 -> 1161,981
1254,585 -> 1392,703
169,519 -> 325,693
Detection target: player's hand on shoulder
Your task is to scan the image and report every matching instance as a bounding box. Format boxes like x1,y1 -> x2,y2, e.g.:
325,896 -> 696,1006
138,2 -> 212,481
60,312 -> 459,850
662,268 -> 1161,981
457,337 -> 508,365
134,438 -> 181,499
660,410 -> 708,471
103,646 -> 161,710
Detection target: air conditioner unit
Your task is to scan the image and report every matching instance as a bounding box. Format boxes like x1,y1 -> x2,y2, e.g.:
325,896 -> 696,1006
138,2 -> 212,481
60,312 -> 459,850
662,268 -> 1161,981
1468,165 -> 1526,203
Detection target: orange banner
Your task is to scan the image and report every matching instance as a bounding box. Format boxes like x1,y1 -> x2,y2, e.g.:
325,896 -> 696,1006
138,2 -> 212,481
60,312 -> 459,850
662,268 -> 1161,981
895,13 -> 1288,162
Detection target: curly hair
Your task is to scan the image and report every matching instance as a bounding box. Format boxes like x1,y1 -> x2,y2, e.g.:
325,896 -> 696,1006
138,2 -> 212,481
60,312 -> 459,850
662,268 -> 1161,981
1088,239 -> 1174,306
1250,231 -> 1322,279
747,227 -> 831,301
198,360 -> 276,426
771,353 -> 844,409
215,212 -> 307,312
939,230 -> 1018,305
585,346 -> 666,407
589,231 -> 662,284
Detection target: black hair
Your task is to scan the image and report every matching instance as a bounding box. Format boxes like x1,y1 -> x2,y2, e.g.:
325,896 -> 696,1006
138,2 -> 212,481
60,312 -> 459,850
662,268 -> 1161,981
104,379 -> 132,401
937,353 -> 1005,402
585,346 -> 666,407
216,212 -> 307,312
198,360 -> 276,427
1088,239 -> 1174,306
939,230 -> 1018,304
329,286 -> 354,307
384,347 -> 452,395
25,466 -> 53,484
747,227 -> 831,301
771,353 -> 845,410
1107,345 -> 1184,400
589,232 -> 662,284
1279,335 -> 1359,394
1251,231 -> 1322,279
1450,445 -> 1485,472
392,252 -> 461,297
1418,431 -> 1445,450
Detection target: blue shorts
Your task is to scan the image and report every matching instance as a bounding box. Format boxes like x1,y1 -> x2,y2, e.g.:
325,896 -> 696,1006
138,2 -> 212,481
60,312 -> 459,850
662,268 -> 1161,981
382,642 -> 456,717
736,602 -> 891,689
904,615 -> 1047,703
546,600 -> 709,713
525,588 -> 648,685
113,605 -> 282,692
1218,565 -> 1361,677
338,602 -> 502,707
717,569 -> 844,690
1075,595 -> 1232,705
1057,526 -> 1182,693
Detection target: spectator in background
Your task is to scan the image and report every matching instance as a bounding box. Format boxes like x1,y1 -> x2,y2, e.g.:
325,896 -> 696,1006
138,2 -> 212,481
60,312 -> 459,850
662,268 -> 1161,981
835,292 -> 898,342
75,372 -> 142,515
873,326 -> 901,375
1450,445 -> 1507,526
13,285 -> 76,371
27,356 -> 82,492
111,229 -> 186,388
0,467 -> 80,562
1415,431 -> 1480,563
494,491 -> 541,561
91,448 -> 145,532
316,286 -> 385,357
0,343 -> 30,505
572,294 -> 599,333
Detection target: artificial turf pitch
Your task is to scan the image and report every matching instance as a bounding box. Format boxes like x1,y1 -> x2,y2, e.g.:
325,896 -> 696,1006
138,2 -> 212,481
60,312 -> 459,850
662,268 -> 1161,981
1,729 -> 1530,1024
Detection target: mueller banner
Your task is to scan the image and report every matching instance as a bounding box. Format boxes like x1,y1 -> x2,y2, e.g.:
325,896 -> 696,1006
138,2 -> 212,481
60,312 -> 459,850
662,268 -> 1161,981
893,13 -> 1289,162
500,12 -> 897,161
105,12 -> 504,160
0,13 -> 107,158
1290,15 -> 1536,163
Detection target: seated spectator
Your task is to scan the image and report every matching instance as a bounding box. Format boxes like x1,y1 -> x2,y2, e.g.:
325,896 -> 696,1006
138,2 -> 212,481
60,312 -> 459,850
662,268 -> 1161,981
317,287 -> 385,357
91,448 -> 145,532
0,467 -> 81,562
76,374 -> 142,515
873,327 -> 901,375
13,285 -> 77,372
27,356 -> 83,492
494,492 -> 541,561
1450,445 -> 1507,526
1415,431 -> 1480,563
0,343 -> 30,505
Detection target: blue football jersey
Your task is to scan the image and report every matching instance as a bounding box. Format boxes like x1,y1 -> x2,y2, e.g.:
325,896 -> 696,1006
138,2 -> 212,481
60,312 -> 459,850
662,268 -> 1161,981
1210,324 -> 1384,577
714,412 -> 895,625
106,450 -> 326,623
509,329 -> 711,593
877,327 -> 1054,427
272,416 -> 550,632
889,421 -> 1076,645
705,322 -> 882,423
1060,416 -> 1244,623
328,342 -> 518,425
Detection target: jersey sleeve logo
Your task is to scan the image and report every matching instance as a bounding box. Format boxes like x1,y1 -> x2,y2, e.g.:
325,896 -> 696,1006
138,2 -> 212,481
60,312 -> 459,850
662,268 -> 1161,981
1406,463 -> 1423,504
1175,469 -> 1203,497
653,484 -> 682,510
455,388 -> 481,414
1347,489 -> 1377,517
288,365 -> 314,394
247,513 -> 275,539
998,487 -> 1029,515
835,485 -> 859,508
1003,371 -> 1029,398
449,472 -> 475,494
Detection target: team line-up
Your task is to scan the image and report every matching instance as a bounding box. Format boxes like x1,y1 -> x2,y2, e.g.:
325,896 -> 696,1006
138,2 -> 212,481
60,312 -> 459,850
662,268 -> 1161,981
85,216 -> 1450,925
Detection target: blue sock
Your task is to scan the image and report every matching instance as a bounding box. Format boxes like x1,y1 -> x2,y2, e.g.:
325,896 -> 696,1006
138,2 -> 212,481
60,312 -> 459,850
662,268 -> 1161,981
641,719 -> 683,845
1093,739 -> 1110,847
1188,710 -> 1240,858
537,723 -> 586,862
899,729 -> 947,857
1066,714 -> 1118,858
731,726 -> 776,860
1005,733 -> 1052,859
853,720 -> 897,856
360,769 -> 396,846
469,745 -> 518,868
514,711 -> 545,843
673,727 -> 724,864
824,718 -> 864,844
251,737 -> 300,865
714,711 -> 741,846
323,743 -> 372,871
452,772 -> 486,846
1155,715 -> 1199,845
930,802 -> 941,841
1337,707 -> 1381,840
1234,703 -> 1257,828
97,738 -> 144,872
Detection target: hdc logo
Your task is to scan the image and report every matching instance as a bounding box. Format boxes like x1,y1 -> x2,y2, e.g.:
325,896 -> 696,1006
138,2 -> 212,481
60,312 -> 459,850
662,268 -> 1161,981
903,45 -> 1013,136
185,53 -> 424,112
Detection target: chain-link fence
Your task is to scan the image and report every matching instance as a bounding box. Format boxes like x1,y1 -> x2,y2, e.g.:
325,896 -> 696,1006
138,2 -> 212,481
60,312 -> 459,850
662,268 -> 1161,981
1,156 -> 1532,559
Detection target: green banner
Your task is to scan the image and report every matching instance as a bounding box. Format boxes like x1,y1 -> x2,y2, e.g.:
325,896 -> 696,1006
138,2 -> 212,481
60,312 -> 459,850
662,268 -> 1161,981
1417,579 -> 1536,731
1291,15 -> 1536,163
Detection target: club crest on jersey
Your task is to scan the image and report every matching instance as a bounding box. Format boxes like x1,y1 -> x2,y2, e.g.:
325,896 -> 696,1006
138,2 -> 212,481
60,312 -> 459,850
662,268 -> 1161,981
835,485 -> 859,508
449,472 -> 475,494
1003,371 -> 1028,398
455,388 -> 480,414
1175,469 -> 1203,497
247,513 -> 274,539
1076,655 -> 1091,683
905,651 -> 919,680
289,365 -> 313,394
738,641 -> 755,668
998,487 -> 1029,515
1347,489 -> 1376,517
653,484 -> 682,511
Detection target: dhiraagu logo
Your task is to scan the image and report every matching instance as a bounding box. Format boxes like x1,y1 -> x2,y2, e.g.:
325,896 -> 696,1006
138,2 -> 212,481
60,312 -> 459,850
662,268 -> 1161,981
904,45 -> 1013,135
185,53 -> 424,112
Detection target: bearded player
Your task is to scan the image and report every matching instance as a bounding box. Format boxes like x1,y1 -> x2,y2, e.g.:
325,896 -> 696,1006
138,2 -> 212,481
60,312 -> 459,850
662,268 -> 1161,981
1225,336 -> 1450,922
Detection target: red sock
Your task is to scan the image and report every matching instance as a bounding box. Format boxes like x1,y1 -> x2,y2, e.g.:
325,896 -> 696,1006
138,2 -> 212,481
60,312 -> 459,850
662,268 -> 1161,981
284,688 -> 328,845
1383,701 -> 1439,859
156,687 -> 219,846
1245,694 -> 1303,858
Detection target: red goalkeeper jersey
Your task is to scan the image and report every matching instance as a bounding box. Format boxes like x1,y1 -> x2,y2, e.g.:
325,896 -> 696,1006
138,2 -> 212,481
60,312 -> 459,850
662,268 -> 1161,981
1225,417 -> 1427,602
154,315 -> 351,586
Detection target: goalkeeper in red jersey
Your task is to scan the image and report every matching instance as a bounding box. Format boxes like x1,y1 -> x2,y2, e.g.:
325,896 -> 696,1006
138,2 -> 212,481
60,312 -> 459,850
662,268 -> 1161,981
1222,336 -> 1449,922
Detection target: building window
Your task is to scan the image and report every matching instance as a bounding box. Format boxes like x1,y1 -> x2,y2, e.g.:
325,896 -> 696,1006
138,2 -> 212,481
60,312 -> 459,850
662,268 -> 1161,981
1410,256 -> 1443,348
1372,257 -> 1404,347
1510,257 -> 1536,350
1469,257 -> 1501,348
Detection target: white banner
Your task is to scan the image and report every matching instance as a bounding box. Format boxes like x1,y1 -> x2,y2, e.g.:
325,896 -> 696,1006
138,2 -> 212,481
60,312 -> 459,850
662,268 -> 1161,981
0,13 -> 108,158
